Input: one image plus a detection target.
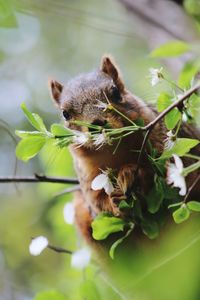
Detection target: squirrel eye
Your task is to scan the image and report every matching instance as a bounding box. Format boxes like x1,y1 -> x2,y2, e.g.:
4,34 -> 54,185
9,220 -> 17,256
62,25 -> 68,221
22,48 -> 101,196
62,110 -> 70,120
110,86 -> 121,103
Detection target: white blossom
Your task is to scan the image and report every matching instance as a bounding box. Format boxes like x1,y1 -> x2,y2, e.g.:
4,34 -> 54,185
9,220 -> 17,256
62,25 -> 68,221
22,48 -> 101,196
29,236 -> 48,256
71,247 -> 91,269
164,131 -> 176,150
149,67 -> 163,86
63,202 -> 75,225
167,154 -> 187,196
91,172 -> 114,195
73,131 -> 89,147
93,133 -> 107,149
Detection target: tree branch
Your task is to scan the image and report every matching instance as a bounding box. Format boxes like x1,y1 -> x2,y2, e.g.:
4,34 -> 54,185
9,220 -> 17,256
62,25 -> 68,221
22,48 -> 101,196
0,174 -> 79,184
47,244 -> 73,255
143,82 -> 200,131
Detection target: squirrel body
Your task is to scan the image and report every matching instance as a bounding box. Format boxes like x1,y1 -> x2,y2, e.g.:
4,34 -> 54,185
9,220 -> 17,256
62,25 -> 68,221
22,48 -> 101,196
50,56 -> 200,244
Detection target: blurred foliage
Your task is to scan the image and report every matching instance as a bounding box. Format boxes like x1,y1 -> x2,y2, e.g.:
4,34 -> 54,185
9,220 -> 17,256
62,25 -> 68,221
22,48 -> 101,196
0,1 -> 200,300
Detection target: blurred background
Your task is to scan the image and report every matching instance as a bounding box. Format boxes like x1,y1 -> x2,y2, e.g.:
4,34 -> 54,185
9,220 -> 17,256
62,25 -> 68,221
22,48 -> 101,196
0,0 -> 200,299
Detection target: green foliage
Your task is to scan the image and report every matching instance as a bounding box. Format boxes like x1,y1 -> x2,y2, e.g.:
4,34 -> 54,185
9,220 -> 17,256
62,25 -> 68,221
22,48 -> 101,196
79,280 -> 101,300
150,40 -> 190,57
172,205 -> 190,224
187,94 -> 200,126
16,136 -> 47,161
178,60 -> 200,89
21,103 -> 48,133
187,201 -> 200,212
146,176 -> 164,214
91,213 -> 126,240
109,223 -> 134,259
157,92 -> 181,130
141,219 -> 159,239
35,290 -> 67,300
0,0 -> 17,28
160,138 -> 200,159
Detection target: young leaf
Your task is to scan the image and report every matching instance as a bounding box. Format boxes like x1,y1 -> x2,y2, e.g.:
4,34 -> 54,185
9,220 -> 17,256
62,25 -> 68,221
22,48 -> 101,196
164,108 -> 181,130
141,220 -> 159,239
146,177 -> 164,214
157,92 -> 172,112
178,60 -> 200,89
15,130 -> 46,139
109,223 -> 134,259
91,214 -> 126,240
21,103 -> 47,133
160,138 -> 199,159
16,136 -> 46,161
187,201 -> 200,212
151,41 -> 190,57
35,290 -> 67,300
172,204 -> 190,224
51,124 -> 73,137
187,94 -> 200,126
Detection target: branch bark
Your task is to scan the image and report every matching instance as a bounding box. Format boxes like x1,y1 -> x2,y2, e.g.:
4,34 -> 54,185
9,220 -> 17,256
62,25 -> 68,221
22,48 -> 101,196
0,174 -> 79,184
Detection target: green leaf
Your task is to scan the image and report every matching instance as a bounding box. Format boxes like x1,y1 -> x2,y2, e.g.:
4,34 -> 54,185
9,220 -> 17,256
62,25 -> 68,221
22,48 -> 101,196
119,200 -> 131,209
164,108 -> 181,130
51,124 -> 73,137
109,223 -> 134,259
157,93 -> 172,112
141,220 -> 159,239
91,214 -> 126,240
35,290 -> 67,300
0,0 -> 18,28
146,176 -> 164,214
160,138 -> 200,159
157,92 -> 181,130
173,205 -> 190,224
21,103 -> 47,133
187,201 -> 200,212
168,201 -> 183,209
178,60 -> 200,89
151,41 -> 190,57
79,280 -> 101,300
15,130 -> 46,139
187,94 -> 200,126
16,136 -> 46,161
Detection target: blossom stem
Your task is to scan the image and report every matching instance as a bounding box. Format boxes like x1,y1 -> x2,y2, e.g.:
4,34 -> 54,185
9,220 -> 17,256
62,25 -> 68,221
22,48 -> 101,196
182,161 -> 200,177
184,153 -> 200,160
163,77 -> 184,93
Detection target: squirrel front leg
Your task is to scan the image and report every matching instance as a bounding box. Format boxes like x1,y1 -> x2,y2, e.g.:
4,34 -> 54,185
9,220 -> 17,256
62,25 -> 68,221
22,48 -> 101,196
110,164 -> 137,216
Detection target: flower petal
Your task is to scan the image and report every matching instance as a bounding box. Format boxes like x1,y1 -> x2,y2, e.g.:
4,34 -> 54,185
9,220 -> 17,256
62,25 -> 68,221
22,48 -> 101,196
104,181 -> 114,195
173,154 -> 183,171
29,236 -> 48,256
91,173 -> 108,191
71,247 -> 91,269
63,202 -> 75,225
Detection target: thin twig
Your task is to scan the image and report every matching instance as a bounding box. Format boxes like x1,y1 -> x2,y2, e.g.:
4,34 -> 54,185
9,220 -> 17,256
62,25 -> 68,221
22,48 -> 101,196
183,173 -> 200,203
47,244 -> 73,255
54,185 -> 81,197
0,174 -> 79,184
143,82 -> 200,131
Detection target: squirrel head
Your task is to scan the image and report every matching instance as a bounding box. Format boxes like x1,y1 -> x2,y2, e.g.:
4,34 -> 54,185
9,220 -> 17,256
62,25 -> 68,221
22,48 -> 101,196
49,56 -> 136,134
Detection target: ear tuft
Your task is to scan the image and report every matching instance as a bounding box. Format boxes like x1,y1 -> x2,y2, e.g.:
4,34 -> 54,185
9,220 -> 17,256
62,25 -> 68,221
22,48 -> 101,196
101,55 -> 125,91
49,79 -> 63,106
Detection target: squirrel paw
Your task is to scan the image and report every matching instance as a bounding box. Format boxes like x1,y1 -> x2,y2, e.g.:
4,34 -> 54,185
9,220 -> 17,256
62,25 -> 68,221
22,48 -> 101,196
117,164 -> 136,195
110,187 -> 127,216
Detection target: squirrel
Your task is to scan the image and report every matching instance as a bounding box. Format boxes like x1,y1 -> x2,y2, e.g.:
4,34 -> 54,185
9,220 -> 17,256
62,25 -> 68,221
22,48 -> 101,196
50,55 -> 200,244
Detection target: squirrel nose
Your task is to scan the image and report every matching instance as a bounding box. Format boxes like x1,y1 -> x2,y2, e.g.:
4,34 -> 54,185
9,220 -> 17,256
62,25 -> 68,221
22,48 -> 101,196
91,119 -> 107,127
89,119 -> 107,132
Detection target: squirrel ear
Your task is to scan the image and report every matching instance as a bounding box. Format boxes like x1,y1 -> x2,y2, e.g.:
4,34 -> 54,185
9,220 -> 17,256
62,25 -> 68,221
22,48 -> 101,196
101,55 -> 125,92
49,79 -> 63,105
